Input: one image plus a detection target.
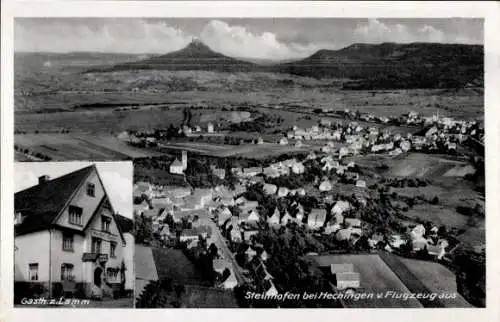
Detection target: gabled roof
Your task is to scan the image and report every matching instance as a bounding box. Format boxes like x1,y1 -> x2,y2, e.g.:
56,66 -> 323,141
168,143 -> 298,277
116,214 -> 134,233
15,165 -> 95,235
171,158 -> 183,167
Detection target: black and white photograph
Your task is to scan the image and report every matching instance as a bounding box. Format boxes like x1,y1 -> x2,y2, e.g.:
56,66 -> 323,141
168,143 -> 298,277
14,161 -> 135,308
4,5 -> 494,313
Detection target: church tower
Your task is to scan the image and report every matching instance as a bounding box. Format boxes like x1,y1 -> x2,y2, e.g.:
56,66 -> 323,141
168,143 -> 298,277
182,150 -> 188,170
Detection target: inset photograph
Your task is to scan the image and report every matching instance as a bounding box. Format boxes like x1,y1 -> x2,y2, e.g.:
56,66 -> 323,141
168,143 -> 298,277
14,161 -> 134,308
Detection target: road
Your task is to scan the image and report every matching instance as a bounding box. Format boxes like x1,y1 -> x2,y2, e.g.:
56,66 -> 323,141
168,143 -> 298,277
200,216 -> 246,285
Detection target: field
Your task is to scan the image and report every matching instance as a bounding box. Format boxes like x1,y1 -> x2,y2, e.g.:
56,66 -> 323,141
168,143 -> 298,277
15,61 -> 483,136
396,256 -> 473,307
308,254 -> 423,308
15,106 -> 186,133
159,141 -> 309,159
181,285 -> 239,308
404,205 -> 470,228
386,153 -> 469,178
14,133 -> 164,161
379,253 -> 471,307
152,248 -> 206,285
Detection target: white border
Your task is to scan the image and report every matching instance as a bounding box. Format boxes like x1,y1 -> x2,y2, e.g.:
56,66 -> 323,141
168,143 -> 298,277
2,1 -> 500,322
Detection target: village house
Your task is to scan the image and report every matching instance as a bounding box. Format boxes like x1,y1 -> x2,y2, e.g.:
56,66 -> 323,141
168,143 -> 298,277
319,179 -> 332,192
207,122 -> 214,133
410,224 -> 426,240
389,148 -> 403,156
332,200 -> 351,219
14,165 -> 132,300
280,211 -> 293,225
307,151 -> 317,160
330,264 -> 360,290
291,162 -> 305,174
243,209 -> 260,224
263,183 -> 278,195
242,167 -> 264,178
134,182 -> 154,200
242,227 -> 259,242
356,180 -> 367,188
115,215 -> 135,296
369,233 -> 385,248
179,226 -> 210,243
279,137 -> 289,145
211,168 -> 226,180
336,229 -> 352,241
263,279 -> 279,297
230,227 -> 243,243
169,159 -> 184,175
389,234 -> 407,249
267,208 -> 281,226
231,167 -> 243,176
158,224 -> 171,241
324,222 -> 341,235
294,204 -> 305,223
217,207 -> 232,227
277,187 -> 290,198
239,199 -> 259,212
256,247 -> 269,262
307,209 -> 327,230
339,147 -> 349,159
263,166 -> 280,178
234,196 -> 249,205
344,218 -> 362,228
244,246 -> 258,262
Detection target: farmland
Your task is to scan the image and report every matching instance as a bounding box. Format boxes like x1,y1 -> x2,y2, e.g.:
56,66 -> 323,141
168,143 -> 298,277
308,254 -> 423,308
396,256 -> 473,307
386,153 -> 469,178
152,248 -> 206,284
404,205 -> 470,228
159,141 -> 309,159
15,133 -> 164,160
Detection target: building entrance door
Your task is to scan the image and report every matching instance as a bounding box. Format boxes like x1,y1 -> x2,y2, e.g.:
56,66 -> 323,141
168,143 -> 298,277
93,267 -> 103,287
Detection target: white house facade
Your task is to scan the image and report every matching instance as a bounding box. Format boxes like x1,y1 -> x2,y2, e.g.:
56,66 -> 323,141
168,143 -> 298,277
14,165 -> 132,301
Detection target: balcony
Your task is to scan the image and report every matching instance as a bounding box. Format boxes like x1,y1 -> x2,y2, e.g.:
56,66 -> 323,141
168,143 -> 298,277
82,253 -> 109,263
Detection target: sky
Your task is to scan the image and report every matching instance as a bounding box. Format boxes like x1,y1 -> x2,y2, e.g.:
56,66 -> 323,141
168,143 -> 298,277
14,18 -> 483,60
14,161 -> 133,219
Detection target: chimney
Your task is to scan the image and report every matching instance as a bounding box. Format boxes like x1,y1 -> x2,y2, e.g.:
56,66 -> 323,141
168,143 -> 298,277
38,175 -> 50,185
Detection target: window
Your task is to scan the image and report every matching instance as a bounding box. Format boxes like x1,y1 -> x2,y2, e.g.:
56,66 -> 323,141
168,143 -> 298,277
62,233 -> 74,251
28,263 -> 39,281
68,206 -> 83,226
61,263 -> 74,281
103,199 -> 112,210
110,242 -> 117,258
86,183 -> 95,197
101,216 -> 111,232
15,212 -> 24,225
91,237 -> 101,254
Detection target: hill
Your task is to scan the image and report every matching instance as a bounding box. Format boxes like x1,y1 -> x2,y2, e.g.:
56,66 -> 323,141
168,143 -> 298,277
87,41 -> 483,90
92,40 -> 256,73
275,42 -> 484,89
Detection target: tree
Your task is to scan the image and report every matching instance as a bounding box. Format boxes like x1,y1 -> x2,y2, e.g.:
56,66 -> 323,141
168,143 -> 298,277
164,213 -> 174,227
430,196 -> 439,205
134,213 -> 153,244
209,243 -> 218,258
